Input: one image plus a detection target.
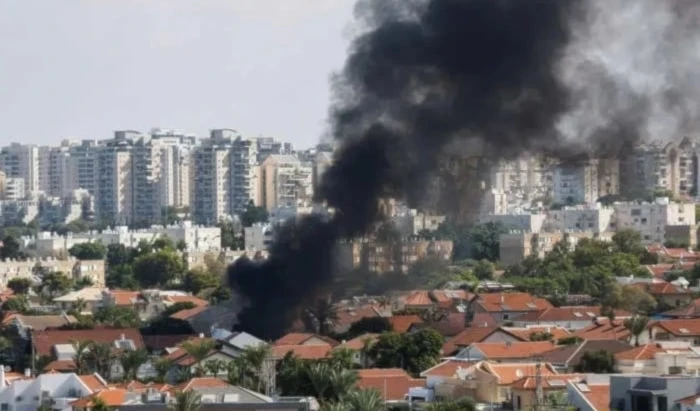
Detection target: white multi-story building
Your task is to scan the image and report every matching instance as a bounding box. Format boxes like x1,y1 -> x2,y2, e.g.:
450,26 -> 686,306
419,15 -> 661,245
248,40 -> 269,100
193,131 -> 234,224
231,136 -> 260,213
0,370 -> 98,411
552,160 -> 619,206
244,223 -> 274,250
544,205 -> 616,233
67,139 -> 99,196
95,136 -> 134,224
260,154 -> 313,211
3,177 -> 25,201
0,143 -> 40,196
490,155 -> 553,211
480,213 -> 547,233
613,197 -> 696,244
253,136 -> 293,163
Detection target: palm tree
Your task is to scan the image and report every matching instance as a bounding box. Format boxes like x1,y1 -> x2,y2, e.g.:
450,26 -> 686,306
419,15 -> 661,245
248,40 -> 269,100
238,344 -> 272,392
119,348 -> 149,381
322,403 -> 348,411
624,315 -> 650,346
204,359 -> 226,377
340,389 -> 384,411
226,360 -> 241,385
87,343 -> 116,378
328,369 -> 358,402
71,339 -> 94,374
181,339 -> 216,376
91,397 -> 110,411
359,338 -> 374,369
153,357 -> 173,383
329,348 -> 355,370
307,362 -> 333,403
425,398 -> 476,411
170,390 -> 201,411
306,298 -> 339,335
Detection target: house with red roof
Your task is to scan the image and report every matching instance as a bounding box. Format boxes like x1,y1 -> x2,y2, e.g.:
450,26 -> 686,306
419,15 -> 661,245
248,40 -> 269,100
511,374 -> 583,410
647,319 -> 700,344
565,375 -> 611,411
452,341 -> 558,363
632,281 -> 693,309
468,292 -> 553,325
356,368 -> 428,402
664,298 -> 700,319
442,325 -> 499,356
470,361 -> 558,404
615,342 -> 697,375
513,306 -> 633,330
573,319 -> 632,343
271,332 -> 338,361
389,315 -> 424,333
334,334 -> 378,367
419,360 -> 475,401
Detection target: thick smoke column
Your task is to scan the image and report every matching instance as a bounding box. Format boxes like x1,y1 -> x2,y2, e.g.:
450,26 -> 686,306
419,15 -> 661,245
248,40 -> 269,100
229,0 -> 700,340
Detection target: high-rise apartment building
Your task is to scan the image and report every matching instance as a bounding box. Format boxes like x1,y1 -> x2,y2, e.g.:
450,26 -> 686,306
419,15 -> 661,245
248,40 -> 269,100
0,143 -> 39,195
260,154 -> 313,210
552,159 -> 619,205
490,155 -> 554,212
96,137 -> 134,225
253,136 -> 292,163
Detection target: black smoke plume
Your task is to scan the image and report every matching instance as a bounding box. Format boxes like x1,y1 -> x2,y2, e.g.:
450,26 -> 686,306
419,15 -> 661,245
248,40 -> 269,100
229,0 -> 700,340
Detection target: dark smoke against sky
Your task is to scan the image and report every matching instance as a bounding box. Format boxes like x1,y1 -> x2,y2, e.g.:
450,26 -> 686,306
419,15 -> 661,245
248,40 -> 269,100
228,0 -> 700,340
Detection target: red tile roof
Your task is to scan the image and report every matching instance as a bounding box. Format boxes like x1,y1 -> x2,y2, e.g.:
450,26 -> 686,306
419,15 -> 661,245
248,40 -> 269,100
511,374 -> 582,390
274,333 -> 339,346
44,359 -> 76,372
389,315 -> 423,333
573,319 -> 631,341
337,334 -> 379,351
614,344 -> 688,361
664,299 -> 700,318
652,319 -> 700,337
430,290 -> 472,303
471,341 -> 558,360
480,362 -> 557,385
170,305 -> 209,320
500,326 -> 571,342
475,293 -> 553,313
33,328 -> 145,357
420,360 -> 475,378
442,326 -> 498,355
644,263 -> 695,278
110,290 -> 142,306
403,290 -> 434,307
272,344 -> 332,360
470,313 -> 498,328
165,295 -> 209,307
71,389 -> 128,407
172,377 -> 231,392
334,305 -> 381,332
357,369 -> 425,401
581,384 -> 610,411
632,281 -> 691,296
518,306 -> 633,323
428,312 -> 467,337
79,374 -> 110,391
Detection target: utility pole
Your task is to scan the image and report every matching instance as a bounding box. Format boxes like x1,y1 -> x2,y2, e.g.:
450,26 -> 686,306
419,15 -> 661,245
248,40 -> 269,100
534,359 -> 544,411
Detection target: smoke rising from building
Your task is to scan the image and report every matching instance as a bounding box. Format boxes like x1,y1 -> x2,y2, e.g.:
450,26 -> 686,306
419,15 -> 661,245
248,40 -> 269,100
228,0 -> 700,340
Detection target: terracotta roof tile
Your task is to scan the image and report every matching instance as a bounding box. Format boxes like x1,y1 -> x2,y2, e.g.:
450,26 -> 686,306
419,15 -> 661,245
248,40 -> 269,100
389,315 -> 423,333
110,290 -> 142,306
334,305 -> 381,333
165,296 -> 209,307
272,344 -> 332,360
664,299 -> 700,318
581,384 -> 610,411
428,312 -> 467,337
420,360 -> 475,378
170,305 -> 209,320
518,306 -> 632,323
633,281 -> 691,296
430,290 -> 472,303
71,389 -> 128,407
404,290 -> 434,307
470,341 -> 557,360
511,374 -> 582,390
470,313 -> 498,328
481,362 -> 557,385
357,368 -> 408,378
442,326 -> 498,355
173,377 -> 231,392
43,359 -> 76,372
652,319 -> 700,336
33,328 -> 145,357
356,369 -> 425,401
475,293 -> 553,313
573,319 -> 630,341
337,334 -> 379,351
274,333 -> 339,346
500,326 -> 571,341
539,340 -> 633,366
79,374 -> 110,391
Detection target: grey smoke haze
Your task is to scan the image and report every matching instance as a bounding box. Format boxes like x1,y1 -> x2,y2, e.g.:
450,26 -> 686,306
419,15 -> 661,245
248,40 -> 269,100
558,0 -> 700,154
0,0 -> 353,147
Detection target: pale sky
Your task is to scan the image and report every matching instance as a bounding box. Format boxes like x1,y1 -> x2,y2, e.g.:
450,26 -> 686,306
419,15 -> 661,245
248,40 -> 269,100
0,0 -> 356,148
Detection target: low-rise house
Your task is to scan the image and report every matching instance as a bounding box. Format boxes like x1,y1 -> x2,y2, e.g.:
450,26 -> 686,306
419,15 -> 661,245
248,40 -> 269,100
402,290 -> 434,309
389,315 -> 424,333
3,313 -> 77,338
648,319 -> 700,344
468,292 -> 553,324
664,299 -> 700,319
615,342 -> 700,375
514,306 -> 633,330
610,375 -> 700,411
0,370 -> 98,411
645,262 -> 695,279
334,334 -> 378,366
430,290 -> 472,310
420,360 -> 475,401
539,340 -> 632,373
480,325 -> 571,343
442,325 -> 499,356
274,333 -> 338,347
510,374 -> 582,411
566,375 -> 612,411
164,338 -> 237,379
332,303 -> 383,334
573,319 -> 631,342
0,258 -> 105,291
172,303 -> 239,335
646,245 -> 700,263
469,361 -> 558,404
633,281 -> 693,309
52,287 -> 104,314
356,369 -> 428,403
214,331 -> 267,358
272,345 -> 333,361
453,341 -> 558,363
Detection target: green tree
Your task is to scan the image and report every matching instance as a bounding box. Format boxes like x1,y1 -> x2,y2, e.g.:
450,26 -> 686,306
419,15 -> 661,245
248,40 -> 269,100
406,256 -> 451,288
619,285 -> 657,315
307,362 -> 333,403
91,397 -> 110,411
106,264 -> 139,290
153,357 -> 173,383
305,298 -> 339,335
425,398 -> 476,411
624,316 -> 650,347
119,348 -> 149,381
0,235 -> 24,260
162,301 -> 197,317
6,278 -> 32,295
72,339 -> 95,374
612,229 -> 644,255
170,390 -> 201,411
401,328 -> 443,376
2,295 -> 30,313
107,243 -> 132,267
94,306 -> 141,328
182,268 -> 220,295
68,242 -> 107,260
152,236 -> 176,251
85,343 -> 115,377
41,271 -> 73,297
133,250 -> 186,287
345,317 -> 392,339
576,350 -> 616,373
181,340 -> 216,376
219,220 -> 242,250
73,276 -> 94,290
328,369 -> 359,402
368,332 -> 404,369
329,348 -> 355,371
337,389 -> 384,411
469,222 -> 507,261
240,200 -> 269,228
204,359 -> 227,377
472,259 -> 495,280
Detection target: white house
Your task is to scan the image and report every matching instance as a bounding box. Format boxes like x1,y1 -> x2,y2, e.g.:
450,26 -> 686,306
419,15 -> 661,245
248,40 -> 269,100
0,370 -> 97,411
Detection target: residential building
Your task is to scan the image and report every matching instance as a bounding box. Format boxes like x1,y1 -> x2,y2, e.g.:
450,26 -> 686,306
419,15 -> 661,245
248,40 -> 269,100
467,292 -> 553,324
3,177 -> 26,201
614,197 -> 695,244
230,137 -> 260,214
513,306 -> 633,330
499,231 -> 614,265
453,341 -> 558,363
543,204 -> 616,233
552,159 -> 619,205
489,156 -> 553,212
244,223 -> 273,251
259,154 -> 313,211
95,136 -> 134,224
540,340 -> 633,373
466,361 -> 558,404
67,140 -> 99,197
0,170 -> 5,199
510,374 -> 583,411
648,319 -> 700,344
356,368 -> 429,403
480,213 -> 546,233
615,342 -> 700,375
573,318 -> 632,342
0,371 -> 98,411
253,136 -> 293,163
334,239 -> 453,274
610,375 -> 700,411
0,143 -> 40,195
0,258 -> 104,291
566,375 -> 612,411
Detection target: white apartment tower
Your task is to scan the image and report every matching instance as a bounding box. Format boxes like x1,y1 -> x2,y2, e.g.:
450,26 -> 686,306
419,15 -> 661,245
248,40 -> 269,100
552,160 -> 619,205
96,136 -> 134,225
231,136 -> 260,213
0,143 -> 40,195
260,154 -> 314,210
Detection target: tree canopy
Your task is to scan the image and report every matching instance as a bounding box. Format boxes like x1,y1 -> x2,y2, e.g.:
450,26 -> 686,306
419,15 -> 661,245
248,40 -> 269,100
69,242 -> 107,260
